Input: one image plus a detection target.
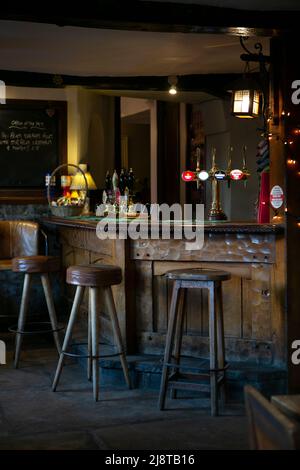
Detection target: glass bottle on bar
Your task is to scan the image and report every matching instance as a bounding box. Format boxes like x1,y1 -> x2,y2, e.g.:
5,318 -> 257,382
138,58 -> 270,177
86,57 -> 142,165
127,168 -> 135,193
45,172 -> 57,199
105,170 -> 112,191
112,169 -> 119,192
119,168 -> 126,195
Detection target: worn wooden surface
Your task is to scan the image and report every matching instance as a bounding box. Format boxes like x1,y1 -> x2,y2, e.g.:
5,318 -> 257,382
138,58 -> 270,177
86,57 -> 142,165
132,233 -> 276,263
55,224 -> 285,366
271,395 -> 300,422
245,385 -> 300,450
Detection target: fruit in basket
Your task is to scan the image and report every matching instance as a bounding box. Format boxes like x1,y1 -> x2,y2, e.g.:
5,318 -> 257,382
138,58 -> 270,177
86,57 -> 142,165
52,195 -> 84,207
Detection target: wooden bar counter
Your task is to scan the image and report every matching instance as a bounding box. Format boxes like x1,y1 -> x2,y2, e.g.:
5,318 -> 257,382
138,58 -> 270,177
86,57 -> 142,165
44,216 -> 286,376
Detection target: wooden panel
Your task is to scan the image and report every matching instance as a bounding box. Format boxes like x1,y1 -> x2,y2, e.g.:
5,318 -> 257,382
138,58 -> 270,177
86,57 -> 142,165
222,276 -> 242,338
138,332 -> 274,365
147,259 -> 275,362
90,251 -> 114,265
201,289 -> 209,336
153,274 -> 168,333
153,261 -> 250,343
132,233 -> 276,263
251,264 -> 272,340
185,287 -> 203,335
134,260 -> 153,332
242,278 -> 253,339
55,224 -> 284,365
59,227 -> 113,257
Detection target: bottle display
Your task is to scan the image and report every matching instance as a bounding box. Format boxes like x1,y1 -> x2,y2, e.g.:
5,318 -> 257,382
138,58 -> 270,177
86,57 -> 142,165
101,166 -> 137,216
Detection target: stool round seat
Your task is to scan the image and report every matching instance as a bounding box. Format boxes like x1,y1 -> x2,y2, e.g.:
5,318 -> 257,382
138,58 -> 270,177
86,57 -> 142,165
165,268 -> 231,282
66,264 -> 122,287
12,256 -> 60,274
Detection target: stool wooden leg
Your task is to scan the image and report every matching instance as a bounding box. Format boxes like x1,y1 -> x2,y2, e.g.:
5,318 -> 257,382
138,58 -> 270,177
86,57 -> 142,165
14,273 -> 32,369
216,281 -> 226,408
209,282 -> 218,416
41,273 -> 61,355
171,287 -> 186,399
52,285 -> 84,391
158,280 -> 181,410
90,287 -> 99,401
104,287 -> 131,389
87,294 -> 92,381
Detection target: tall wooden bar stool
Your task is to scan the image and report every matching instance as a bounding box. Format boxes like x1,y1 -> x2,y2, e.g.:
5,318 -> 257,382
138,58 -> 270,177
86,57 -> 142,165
10,256 -> 61,368
158,268 -> 231,416
52,264 -> 131,401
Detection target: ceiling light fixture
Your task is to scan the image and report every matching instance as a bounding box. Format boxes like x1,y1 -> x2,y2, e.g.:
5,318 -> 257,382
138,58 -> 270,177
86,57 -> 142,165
231,38 -> 270,119
168,75 -> 178,95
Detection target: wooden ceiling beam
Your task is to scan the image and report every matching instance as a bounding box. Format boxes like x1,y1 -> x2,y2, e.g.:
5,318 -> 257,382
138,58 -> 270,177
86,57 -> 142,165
0,70 -> 258,96
0,2 -> 298,36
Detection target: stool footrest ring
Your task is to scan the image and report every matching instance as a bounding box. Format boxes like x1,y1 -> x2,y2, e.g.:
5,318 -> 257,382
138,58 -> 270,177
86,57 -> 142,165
169,371 -> 226,383
62,351 -> 124,359
164,361 -> 229,373
61,341 -> 125,359
8,321 -> 64,336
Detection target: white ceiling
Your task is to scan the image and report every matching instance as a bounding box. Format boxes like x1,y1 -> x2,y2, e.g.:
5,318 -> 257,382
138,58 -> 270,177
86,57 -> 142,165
0,21 -> 269,77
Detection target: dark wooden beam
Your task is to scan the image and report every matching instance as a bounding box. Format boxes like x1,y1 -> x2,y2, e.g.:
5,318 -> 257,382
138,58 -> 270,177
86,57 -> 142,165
0,1 -> 298,36
0,70 -> 256,96
269,35 -> 300,393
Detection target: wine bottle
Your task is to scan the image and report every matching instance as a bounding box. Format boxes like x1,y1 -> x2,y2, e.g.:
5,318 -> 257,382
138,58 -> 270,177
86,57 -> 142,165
119,168 -> 126,195
112,170 -> 119,191
105,171 -> 112,191
127,168 -> 135,192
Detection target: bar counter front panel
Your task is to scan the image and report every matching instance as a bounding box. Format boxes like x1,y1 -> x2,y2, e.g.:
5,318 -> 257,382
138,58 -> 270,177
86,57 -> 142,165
44,217 -> 285,369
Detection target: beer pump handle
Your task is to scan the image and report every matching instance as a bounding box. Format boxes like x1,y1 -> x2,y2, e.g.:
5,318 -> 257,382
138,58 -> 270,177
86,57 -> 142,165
242,145 -> 247,169
242,145 -> 248,188
227,146 -> 233,188
196,147 -> 201,173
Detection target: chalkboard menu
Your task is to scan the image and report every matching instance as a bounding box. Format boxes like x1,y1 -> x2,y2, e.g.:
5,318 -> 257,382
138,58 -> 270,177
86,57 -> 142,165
0,100 -> 67,199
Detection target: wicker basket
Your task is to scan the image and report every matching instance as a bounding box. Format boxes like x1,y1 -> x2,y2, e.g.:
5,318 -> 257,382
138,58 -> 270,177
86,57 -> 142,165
47,163 -> 88,217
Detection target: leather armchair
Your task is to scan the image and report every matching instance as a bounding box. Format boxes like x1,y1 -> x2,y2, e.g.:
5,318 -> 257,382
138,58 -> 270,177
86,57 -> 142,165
0,221 -> 39,271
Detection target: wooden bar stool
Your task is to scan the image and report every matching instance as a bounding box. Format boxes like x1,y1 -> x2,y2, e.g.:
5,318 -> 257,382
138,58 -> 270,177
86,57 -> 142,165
52,264 -> 131,401
10,256 -> 61,368
158,268 -> 231,416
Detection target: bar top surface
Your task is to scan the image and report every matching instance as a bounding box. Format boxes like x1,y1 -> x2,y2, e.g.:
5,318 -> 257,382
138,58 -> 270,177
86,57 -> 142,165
43,216 -> 284,234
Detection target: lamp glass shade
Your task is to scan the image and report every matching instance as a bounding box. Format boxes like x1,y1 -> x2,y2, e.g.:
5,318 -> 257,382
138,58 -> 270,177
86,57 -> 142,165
70,164 -> 97,190
232,89 -> 260,118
